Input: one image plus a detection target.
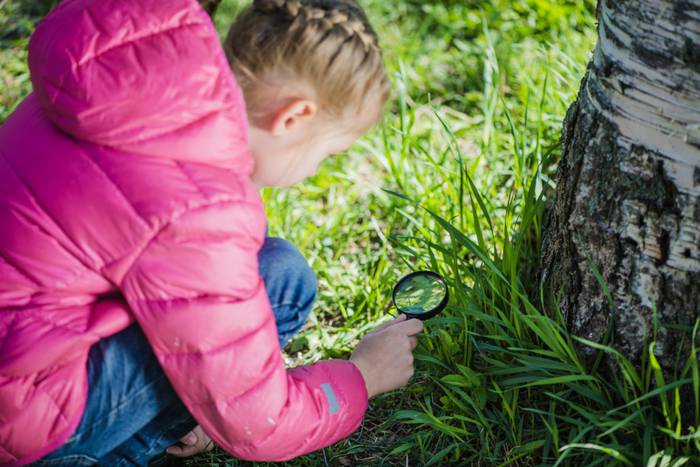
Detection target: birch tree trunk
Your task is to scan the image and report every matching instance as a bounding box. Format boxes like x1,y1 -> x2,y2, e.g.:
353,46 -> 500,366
540,0 -> 700,369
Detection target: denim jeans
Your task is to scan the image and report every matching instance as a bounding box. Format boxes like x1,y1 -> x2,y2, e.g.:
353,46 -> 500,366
35,237 -> 316,466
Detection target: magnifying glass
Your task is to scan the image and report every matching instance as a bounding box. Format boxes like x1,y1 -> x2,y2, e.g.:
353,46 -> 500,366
392,270 -> 449,320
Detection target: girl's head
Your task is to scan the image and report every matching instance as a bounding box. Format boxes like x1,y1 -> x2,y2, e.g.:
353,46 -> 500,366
224,0 -> 390,187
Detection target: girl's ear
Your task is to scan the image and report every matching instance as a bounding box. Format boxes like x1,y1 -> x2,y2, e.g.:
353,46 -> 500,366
270,99 -> 317,136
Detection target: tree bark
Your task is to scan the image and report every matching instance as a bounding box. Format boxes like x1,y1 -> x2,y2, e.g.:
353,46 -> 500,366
540,0 -> 700,369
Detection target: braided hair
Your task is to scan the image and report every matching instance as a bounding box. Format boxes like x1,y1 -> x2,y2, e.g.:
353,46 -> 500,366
224,0 -> 389,125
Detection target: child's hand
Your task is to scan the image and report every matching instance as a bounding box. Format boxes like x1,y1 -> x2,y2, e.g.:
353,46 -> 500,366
350,314 -> 424,398
166,424 -> 215,457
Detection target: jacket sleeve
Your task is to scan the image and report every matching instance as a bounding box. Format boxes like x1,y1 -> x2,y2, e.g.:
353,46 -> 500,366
120,199 -> 368,461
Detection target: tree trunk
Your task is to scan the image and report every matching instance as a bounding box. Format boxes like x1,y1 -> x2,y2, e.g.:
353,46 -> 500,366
540,0 -> 700,369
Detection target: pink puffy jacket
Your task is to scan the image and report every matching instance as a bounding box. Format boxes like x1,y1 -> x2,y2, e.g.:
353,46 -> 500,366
0,0 -> 368,465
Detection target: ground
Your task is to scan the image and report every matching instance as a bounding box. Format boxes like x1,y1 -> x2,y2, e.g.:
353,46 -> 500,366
5,1 -> 699,465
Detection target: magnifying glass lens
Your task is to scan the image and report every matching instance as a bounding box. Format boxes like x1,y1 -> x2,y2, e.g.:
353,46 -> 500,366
392,271 -> 449,320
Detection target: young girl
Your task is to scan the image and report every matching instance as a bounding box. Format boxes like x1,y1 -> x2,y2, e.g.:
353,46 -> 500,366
0,0 -> 424,465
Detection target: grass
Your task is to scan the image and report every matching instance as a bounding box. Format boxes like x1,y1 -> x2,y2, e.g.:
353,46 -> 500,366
3,0 -> 699,465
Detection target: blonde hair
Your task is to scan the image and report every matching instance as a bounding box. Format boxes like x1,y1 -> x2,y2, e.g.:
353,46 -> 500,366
224,0 -> 390,126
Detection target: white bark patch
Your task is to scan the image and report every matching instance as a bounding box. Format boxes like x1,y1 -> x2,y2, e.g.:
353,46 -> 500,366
588,0 -> 700,281
588,1 -> 700,192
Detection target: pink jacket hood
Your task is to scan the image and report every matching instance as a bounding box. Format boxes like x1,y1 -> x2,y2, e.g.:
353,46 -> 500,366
29,0 -> 252,167
0,0 -> 368,465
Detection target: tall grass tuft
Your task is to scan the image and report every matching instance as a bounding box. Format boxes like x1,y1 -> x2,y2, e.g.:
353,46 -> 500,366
380,39 -> 700,467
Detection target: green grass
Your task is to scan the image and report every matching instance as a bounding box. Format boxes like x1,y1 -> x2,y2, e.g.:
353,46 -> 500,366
1,1 -> 52,119
3,0 -> 699,465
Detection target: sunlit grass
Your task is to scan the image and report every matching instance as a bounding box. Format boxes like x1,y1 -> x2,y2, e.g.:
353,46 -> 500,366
4,0 -> 698,465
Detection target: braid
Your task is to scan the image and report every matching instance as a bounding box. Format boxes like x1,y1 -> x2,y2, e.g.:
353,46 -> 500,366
254,0 -> 378,52
321,9 -> 376,52
227,0 -> 390,122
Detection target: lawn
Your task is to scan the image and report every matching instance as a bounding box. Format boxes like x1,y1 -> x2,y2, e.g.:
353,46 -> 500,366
3,0 -> 698,465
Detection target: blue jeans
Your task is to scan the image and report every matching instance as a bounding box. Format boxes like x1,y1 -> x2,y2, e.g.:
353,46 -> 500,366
35,237 -> 316,466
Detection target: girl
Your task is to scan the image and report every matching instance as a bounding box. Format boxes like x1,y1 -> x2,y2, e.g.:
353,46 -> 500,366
0,0 -> 423,465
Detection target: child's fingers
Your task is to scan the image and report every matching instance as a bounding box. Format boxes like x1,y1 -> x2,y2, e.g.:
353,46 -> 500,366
180,431 -> 197,446
166,443 -> 199,457
371,314 -> 406,333
392,317 -> 424,336
166,426 -> 216,457
166,440 -> 215,457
